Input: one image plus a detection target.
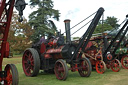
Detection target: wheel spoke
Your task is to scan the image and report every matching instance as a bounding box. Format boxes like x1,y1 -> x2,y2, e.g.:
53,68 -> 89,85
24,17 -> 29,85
111,59 -> 121,72
78,58 -> 91,77
29,56 -> 32,61
24,53 -> 29,58
5,73 -> 12,85
22,48 -> 40,77
4,64 -> 19,85
26,66 -> 31,73
96,61 -> 106,74
54,59 -> 68,80
24,60 -> 28,64
121,56 -> 128,69
28,52 -> 31,59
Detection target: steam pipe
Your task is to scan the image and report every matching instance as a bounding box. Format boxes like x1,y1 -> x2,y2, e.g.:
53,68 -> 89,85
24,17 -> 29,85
64,19 -> 71,44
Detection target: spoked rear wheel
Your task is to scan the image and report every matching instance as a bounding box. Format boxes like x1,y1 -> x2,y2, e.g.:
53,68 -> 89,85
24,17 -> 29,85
4,64 -> 19,85
96,60 -> 106,74
121,55 -> 128,69
54,59 -> 68,80
78,57 -> 92,77
22,48 -> 40,77
110,59 -> 121,72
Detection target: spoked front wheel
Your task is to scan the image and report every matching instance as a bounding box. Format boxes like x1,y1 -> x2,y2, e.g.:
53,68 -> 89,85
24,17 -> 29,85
110,59 -> 121,72
121,55 -> 128,69
96,60 -> 106,74
54,59 -> 68,80
4,64 -> 19,85
22,48 -> 40,77
78,57 -> 92,77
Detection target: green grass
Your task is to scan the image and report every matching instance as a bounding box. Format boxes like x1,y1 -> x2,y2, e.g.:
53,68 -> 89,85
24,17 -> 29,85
2,57 -> 128,85
13,54 -> 23,57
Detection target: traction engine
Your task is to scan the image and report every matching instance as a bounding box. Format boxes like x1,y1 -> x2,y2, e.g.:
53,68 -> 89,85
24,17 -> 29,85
22,7 -> 104,80
101,15 -> 128,72
83,35 -> 107,74
82,15 -> 128,74
113,15 -> 128,69
0,0 -> 26,84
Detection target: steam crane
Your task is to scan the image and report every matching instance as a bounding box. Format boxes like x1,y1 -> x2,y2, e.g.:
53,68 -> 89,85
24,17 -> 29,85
102,15 -> 128,72
22,7 -> 104,80
0,0 -> 26,84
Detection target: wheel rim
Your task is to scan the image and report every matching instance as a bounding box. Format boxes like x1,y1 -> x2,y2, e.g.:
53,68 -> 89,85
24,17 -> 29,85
121,55 -> 128,69
22,50 -> 34,76
96,61 -> 106,74
54,60 -> 68,80
78,59 -> 90,77
111,59 -> 121,72
4,65 -> 12,85
4,64 -> 19,85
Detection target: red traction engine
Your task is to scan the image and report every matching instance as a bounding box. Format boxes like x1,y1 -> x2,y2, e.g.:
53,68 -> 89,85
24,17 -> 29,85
83,36 -> 107,74
22,8 -> 104,80
0,0 -> 26,85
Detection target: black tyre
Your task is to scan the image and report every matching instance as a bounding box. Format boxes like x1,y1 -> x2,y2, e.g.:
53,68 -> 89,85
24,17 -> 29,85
78,57 -> 92,77
4,64 -> 19,85
54,59 -> 68,80
22,48 -> 40,77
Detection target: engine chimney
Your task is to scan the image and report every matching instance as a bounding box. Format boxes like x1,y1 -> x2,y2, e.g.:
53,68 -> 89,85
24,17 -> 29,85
64,19 -> 71,44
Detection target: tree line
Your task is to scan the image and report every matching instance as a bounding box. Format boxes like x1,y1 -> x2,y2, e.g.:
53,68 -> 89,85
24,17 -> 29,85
9,0 -> 119,54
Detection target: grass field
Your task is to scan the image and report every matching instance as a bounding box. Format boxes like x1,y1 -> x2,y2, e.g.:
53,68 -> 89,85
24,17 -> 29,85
2,57 -> 128,85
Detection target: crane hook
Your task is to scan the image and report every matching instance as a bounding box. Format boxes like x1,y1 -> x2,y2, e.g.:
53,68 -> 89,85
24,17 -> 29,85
15,0 -> 27,22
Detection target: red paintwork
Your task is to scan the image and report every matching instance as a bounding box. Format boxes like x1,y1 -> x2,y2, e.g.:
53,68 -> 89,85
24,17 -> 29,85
0,42 -> 9,58
44,54 -> 52,59
110,59 -> 121,72
48,41 -> 54,46
95,61 -> 105,74
40,43 -> 46,54
84,48 -> 97,66
84,41 -> 105,74
5,42 -> 9,58
47,37 -> 59,46
121,55 -> 128,69
0,0 -> 15,70
54,60 -> 66,80
22,50 -> 34,76
0,0 -> 15,82
4,64 -> 13,85
44,46 -> 64,59
52,38 -> 58,46
46,47 -> 63,54
106,53 -> 112,60
85,41 -> 93,50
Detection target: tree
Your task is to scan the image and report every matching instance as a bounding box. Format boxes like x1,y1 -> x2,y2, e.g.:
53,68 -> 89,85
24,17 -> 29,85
105,16 -> 119,28
29,0 -> 60,43
8,12 -> 34,54
94,16 -> 119,34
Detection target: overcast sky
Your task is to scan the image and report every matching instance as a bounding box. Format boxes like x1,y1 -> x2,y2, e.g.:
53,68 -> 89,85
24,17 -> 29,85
24,0 -> 128,37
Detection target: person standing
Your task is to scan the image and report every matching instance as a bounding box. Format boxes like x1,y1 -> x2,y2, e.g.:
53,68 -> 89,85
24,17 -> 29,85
38,36 -> 46,44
